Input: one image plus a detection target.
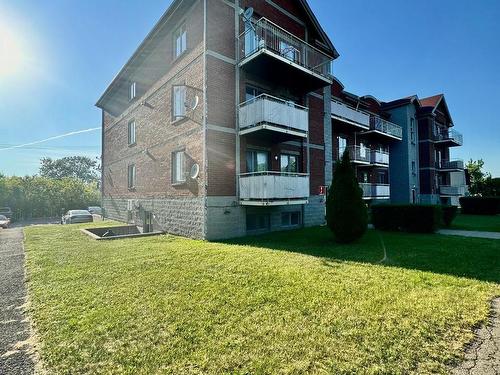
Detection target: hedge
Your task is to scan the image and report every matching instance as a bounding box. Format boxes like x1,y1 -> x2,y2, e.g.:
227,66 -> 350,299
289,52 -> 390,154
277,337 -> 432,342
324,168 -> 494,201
459,197 -> 500,215
371,204 -> 442,233
441,205 -> 458,227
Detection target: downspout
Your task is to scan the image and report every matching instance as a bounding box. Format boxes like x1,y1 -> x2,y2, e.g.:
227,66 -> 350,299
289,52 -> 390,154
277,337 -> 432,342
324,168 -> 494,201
203,0 -> 208,239
235,0 -> 241,201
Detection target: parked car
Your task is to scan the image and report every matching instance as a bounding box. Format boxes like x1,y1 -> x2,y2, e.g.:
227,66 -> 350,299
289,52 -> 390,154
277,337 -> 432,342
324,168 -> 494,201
0,207 -> 13,219
61,210 -> 94,225
87,206 -> 103,215
0,215 -> 10,229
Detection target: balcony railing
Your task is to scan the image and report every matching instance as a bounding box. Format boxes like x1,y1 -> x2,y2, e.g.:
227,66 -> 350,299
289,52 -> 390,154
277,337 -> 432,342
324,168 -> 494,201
360,183 -> 390,199
371,150 -> 390,166
439,185 -> 466,196
331,99 -> 370,129
239,172 -> 310,205
435,128 -> 463,146
369,116 -> 403,139
238,94 -> 308,137
436,159 -> 464,170
240,18 -> 333,79
342,145 -> 371,164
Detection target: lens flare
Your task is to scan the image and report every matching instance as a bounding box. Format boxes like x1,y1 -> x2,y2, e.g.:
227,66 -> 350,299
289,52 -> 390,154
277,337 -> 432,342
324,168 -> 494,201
0,25 -> 24,78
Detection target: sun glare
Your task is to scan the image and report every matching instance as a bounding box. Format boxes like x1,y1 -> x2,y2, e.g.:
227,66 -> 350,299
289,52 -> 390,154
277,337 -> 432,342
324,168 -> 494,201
0,25 -> 24,78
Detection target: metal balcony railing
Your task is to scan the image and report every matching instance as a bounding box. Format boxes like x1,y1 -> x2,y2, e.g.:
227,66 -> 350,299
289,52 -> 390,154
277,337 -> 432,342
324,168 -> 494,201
239,18 -> 333,79
238,94 -> 308,136
369,116 -> 403,139
342,145 -> 371,164
439,185 -> 466,196
360,183 -> 390,199
371,150 -> 390,166
239,172 -> 310,204
435,128 -> 463,146
331,99 -> 370,128
436,159 -> 464,170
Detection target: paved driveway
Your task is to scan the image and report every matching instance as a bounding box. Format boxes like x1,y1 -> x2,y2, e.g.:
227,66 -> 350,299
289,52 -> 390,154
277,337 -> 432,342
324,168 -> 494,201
0,227 -> 35,374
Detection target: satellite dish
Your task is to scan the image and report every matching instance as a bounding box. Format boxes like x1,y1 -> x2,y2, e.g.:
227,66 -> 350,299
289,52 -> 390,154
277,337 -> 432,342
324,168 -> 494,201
184,95 -> 199,112
190,163 -> 200,179
242,7 -> 255,32
243,7 -> 254,21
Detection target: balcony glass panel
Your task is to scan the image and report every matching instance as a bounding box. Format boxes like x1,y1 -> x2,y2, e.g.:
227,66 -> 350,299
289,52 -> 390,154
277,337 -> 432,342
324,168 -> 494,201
239,172 -> 309,203
369,116 -> 403,139
331,100 -> 370,128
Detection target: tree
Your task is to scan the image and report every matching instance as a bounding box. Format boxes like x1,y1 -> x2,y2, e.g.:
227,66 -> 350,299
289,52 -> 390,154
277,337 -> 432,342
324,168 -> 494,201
466,159 -> 492,195
39,156 -> 100,183
326,150 -> 368,243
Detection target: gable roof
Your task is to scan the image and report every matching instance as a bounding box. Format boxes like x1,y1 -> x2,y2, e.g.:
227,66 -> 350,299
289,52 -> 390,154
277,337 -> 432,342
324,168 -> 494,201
381,95 -> 420,110
419,94 -> 453,124
298,0 -> 339,58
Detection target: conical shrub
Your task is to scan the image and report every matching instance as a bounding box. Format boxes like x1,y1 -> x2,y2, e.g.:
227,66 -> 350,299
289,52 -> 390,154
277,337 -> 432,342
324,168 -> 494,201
326,149 -> 368,243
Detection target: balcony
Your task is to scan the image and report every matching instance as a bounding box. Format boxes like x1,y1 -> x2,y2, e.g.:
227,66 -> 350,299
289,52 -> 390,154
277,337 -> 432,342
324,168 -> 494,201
360,183 -> 390,200
239,18 -> 334,92
361,116 -> 403,140
435,128 -> 463,147
439,185 -> 466,196
238,94 -> 308,139
371,150 -> 390,166
436,159 -> 464,171
239,172 -> 309,206
342,145 -> 371,164
331,100 -> 370,129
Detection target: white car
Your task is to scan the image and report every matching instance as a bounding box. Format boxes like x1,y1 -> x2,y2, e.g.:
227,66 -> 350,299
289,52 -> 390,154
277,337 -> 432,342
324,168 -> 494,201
87,206 -> 103,215
0,215 -> 10,229
61,210 -> 94,225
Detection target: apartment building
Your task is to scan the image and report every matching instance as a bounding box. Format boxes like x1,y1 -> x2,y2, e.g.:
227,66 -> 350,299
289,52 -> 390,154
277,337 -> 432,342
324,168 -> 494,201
96,0 -> 338,240
330,78 -> 403,203
383,94 -> 466,205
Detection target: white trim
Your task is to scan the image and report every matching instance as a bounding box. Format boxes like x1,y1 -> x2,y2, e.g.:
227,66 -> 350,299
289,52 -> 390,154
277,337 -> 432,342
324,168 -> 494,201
206,49 -> 236,65
240,199 -> 309,207
207,124 -> 237,134
265,0 -> 306,26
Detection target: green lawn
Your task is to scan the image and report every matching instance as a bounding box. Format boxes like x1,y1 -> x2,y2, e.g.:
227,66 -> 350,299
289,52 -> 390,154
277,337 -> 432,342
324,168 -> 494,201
451,214 -> 500,232
25,223 -> 500,374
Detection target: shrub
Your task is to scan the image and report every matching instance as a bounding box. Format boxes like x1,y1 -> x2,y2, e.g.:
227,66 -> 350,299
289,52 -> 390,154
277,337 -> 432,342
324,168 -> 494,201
441,205 -> 458,227
326,150 -> 368,243
459,197 -> 500,215
371,204 -> 442,233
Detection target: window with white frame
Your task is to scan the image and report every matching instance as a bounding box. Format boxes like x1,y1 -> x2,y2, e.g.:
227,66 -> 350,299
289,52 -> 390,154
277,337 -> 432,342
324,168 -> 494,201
281,212 -> 301,227
129,82 -> 136,101
338,136 -> 347,158
174,23 -> 187,58
172,85 -> 186,121
280,153 -> 298,173
172,150 -> 186,184
128,120 -> 136,145
127,164 -> 136,189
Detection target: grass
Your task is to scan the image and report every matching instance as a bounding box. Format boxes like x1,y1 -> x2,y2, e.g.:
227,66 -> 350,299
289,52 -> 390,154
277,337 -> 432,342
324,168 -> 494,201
24,223 -> 500,374
450,214 -> 500,232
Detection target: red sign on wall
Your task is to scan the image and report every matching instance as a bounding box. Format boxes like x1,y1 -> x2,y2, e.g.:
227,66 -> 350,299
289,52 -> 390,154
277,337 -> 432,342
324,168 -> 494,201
319,186 -> 328,196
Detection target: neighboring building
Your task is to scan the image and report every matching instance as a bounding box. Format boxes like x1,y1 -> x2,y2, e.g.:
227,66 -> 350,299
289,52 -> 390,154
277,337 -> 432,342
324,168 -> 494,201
383,94 -> 466,205
96,0 -> 467,240
330,78 -> 403,203
96,0 -> 338,240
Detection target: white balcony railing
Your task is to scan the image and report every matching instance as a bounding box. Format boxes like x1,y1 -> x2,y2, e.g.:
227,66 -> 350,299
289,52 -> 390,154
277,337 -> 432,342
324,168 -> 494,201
239,172 -> 309,204
360,183 -> 390,199
331,100 -> 370,128
238,94 -> 308,136
240,18 -> 333,79
371,150 -> 390,166
439,185 -> 466,196
369,116 -> 403,139
436,159 -> 464,170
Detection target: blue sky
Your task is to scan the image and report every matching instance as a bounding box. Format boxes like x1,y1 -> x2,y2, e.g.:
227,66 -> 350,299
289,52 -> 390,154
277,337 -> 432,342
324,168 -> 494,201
0,0 -> 499,176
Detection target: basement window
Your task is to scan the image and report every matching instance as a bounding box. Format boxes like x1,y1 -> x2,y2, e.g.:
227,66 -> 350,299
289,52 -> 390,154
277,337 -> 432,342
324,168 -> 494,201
246,214 -> 270,231
281,212 -> 301,227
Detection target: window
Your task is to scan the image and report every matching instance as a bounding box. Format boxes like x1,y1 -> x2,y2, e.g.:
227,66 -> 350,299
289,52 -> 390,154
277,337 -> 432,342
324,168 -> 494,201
359,142 -> 367,158
279,40 -> 300,63
361,171 -> 369,183
281,212 -> 301,227
377,171 -> 388,184
280,154 -> 298,173
246,150 -> 269,173
172,150 -> 186,184
411,161 -> 416,173
127,164 -> 136,189
174,23 -> 187,58
246,214 -> 270,231
129,82 -> 136,101
245,86 -> 264,101
337,136 -> 347,158
128,120 -> 136,145
172,85 -> 186,121
410,118 -> 415,142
